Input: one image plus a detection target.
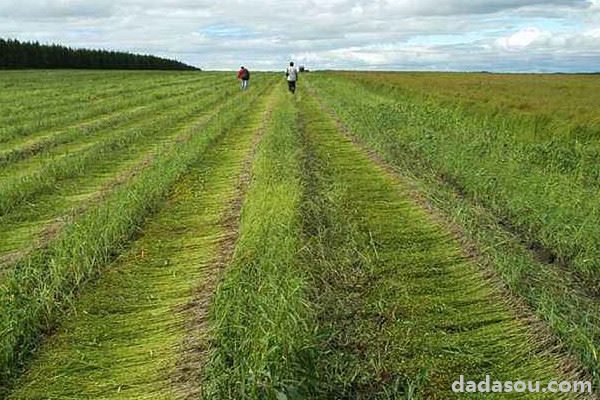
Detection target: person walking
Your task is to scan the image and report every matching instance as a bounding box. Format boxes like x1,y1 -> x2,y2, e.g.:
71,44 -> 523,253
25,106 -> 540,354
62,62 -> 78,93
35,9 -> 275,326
285,62 -> 298,94
237,66 -> 250,91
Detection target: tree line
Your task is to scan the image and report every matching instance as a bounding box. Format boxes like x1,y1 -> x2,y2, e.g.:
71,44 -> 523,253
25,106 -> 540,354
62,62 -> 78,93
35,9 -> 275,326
0,38 -> 198,70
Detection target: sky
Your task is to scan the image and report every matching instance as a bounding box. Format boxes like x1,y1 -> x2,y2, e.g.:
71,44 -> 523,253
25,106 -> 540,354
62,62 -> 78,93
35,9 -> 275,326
1,0 -> 600,71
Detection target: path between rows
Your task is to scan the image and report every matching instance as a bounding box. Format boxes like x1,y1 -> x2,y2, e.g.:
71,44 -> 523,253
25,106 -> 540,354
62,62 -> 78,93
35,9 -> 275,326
7,85 -> 278,399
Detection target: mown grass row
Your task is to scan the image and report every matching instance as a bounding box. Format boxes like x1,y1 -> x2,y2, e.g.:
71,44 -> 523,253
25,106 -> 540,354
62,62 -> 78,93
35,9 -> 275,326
0,70 -> 129,105
201,86 -> 576,399
298,92 -> 572,399
0,73 -> 198,124
0,73 -> 224,144
0,75 -> 255,265
0,73 -> 201,134
0,76 -> 275,390
0,73 -> 220,145
0,90 -> 233,266
202,89 -> 319,399
0,72 -> 205,124
0,70 -> 169,99
306,74 -> 600,389
0,79 -> 240,218
0,75 -> 232,166
388,151 -> 600,389
6,85 -> 276,400
0,77 -> 230,177
306,74 -> 600,280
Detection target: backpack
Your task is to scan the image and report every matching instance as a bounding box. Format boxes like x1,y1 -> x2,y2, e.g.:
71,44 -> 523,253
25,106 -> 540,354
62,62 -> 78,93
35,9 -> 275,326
242,68 -> 250,80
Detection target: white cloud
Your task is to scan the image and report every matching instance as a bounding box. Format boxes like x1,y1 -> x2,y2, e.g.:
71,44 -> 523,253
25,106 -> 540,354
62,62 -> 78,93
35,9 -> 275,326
496,27 -> 551,50
351,4 -> 364,17
0,0 -> 599,71
0,0 -> 115,19
495,26 -> 600,55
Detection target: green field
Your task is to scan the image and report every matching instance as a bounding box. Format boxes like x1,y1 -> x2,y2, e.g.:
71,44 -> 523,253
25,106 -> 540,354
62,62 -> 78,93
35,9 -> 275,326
0,70 -> 598,399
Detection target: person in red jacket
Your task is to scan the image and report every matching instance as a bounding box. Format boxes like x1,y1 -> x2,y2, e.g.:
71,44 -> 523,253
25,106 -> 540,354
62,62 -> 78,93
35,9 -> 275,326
237,66 -> 250,91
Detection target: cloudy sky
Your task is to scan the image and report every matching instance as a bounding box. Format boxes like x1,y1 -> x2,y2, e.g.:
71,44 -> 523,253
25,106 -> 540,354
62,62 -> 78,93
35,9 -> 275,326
1,0 -> 600,71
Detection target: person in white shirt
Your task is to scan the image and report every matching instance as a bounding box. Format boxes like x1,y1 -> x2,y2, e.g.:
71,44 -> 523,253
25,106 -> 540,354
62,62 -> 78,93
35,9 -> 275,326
285,61 -> 299,94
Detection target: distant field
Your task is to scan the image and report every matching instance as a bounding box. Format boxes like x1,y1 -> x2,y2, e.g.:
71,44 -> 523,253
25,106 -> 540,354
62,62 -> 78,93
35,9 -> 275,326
339,71 -> 600,123
0,70 -> 597,399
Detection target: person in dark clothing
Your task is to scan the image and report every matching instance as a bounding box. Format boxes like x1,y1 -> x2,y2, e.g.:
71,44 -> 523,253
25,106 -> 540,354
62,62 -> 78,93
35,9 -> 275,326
237,66 -> 250,90
285,61 -> 298,93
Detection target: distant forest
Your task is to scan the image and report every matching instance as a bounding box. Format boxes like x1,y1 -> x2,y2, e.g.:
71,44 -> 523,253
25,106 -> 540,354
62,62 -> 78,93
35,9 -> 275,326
0,38 -> 198,70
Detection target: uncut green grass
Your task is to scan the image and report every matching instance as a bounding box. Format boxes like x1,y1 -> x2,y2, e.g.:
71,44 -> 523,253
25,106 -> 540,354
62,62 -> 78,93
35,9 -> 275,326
7,84 -> 273,400
306,73 -> 600,387
202,88 -> 319,399
0,75 -> 276,388
337,71 -> 600,124
298,92 -> 571,399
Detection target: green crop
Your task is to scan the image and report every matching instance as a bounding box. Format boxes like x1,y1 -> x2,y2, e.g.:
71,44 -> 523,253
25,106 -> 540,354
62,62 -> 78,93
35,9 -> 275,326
1,70 -> 596,399
0,72 -> 275,390
305,71 -> 600,389
7,80 -> 276,400
202,89 -> 319,399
